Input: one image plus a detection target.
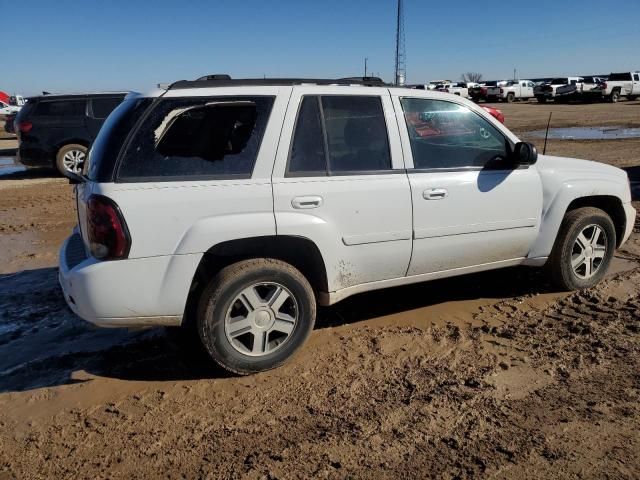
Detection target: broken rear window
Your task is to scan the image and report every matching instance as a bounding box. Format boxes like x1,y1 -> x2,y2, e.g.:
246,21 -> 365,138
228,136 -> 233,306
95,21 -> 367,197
117,96 -> 274,181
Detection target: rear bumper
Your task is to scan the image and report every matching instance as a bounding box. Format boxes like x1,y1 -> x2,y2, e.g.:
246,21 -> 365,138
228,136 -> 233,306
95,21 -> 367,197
621,203 -> 636,246
17,146 -> 53,167
58,230 -> 202,328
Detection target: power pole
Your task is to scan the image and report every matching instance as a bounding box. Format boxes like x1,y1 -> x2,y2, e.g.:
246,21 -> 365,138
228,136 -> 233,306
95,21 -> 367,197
394,0 -> 406,86
364,57 -> 368,78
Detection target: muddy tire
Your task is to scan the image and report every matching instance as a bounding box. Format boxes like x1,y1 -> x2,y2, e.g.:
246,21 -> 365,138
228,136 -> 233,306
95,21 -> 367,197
547,207 -> 616,291
197,258 -> 316,375
56,144 -> 87,178
506,93 -> 515,103
609,90 -> 621,103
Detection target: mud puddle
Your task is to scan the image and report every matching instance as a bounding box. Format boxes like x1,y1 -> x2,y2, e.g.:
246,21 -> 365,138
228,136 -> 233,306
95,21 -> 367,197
527,126 -> 640,140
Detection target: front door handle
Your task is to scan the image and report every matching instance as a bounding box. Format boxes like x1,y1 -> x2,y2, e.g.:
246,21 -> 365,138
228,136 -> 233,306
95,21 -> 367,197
423,188 -> 448,200
292,196 -> 323,209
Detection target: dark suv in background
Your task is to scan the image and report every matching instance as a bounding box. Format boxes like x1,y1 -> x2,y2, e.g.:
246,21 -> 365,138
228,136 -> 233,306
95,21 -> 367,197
15,93 -> 126,177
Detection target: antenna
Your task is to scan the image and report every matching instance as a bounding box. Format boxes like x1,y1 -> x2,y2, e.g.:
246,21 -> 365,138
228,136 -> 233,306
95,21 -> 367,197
543,112 -> 553,155
394,0 -> 406,86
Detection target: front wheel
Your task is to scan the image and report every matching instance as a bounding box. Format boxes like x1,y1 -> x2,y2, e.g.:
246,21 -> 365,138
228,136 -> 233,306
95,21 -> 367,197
546,207 -> 616,291
56,144 -> 87,177
197,258 -> 316,375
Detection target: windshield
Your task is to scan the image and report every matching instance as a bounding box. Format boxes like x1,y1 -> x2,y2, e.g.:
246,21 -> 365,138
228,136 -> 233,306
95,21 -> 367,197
85,95 -> 152,181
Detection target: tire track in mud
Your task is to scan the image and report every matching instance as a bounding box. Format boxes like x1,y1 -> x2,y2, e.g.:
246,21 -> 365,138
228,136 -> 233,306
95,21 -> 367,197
1,265 -> 639,479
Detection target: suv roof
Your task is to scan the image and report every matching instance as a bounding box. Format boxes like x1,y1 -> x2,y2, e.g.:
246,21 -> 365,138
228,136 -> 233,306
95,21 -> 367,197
168,76 -> 388,90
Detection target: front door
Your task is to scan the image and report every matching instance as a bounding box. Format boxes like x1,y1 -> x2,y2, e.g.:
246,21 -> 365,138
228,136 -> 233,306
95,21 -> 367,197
394,95 -> 543,275
272,87 -> 413,293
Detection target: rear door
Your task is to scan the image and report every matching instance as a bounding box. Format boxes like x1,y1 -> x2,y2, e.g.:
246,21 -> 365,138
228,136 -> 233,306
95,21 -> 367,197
30,98 -> 88,145
393,94 -> 543,275
272,86 -> 412,293
86,96 -> 125,138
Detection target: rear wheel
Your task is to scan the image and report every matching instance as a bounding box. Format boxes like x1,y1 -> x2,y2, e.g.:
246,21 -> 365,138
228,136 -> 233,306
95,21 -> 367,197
197,258 -> 316,375
547,207 -> 616,291
56,144 -> 87,177
506,92 -> 515,103
536,96 -> 547,104
610,90 -> 621,103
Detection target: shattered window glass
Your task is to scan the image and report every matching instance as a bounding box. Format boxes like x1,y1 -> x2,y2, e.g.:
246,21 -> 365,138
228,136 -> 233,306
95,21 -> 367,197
118,96 -> 274,181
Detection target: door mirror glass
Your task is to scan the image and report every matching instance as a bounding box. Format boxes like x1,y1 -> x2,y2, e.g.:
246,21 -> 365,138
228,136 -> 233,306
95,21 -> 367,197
513,142 -> 538,165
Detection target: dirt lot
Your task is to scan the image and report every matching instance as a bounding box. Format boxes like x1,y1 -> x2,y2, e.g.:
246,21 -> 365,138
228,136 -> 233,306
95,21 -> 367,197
0,102 -> 639,479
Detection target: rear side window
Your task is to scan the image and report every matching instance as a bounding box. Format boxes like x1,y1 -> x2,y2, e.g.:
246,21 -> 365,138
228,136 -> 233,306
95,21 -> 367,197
287,95 -> 391,175
634,74 -> 639,81
118,96 -> 274,181
91,97 -> 124,119
33,99 -> 86,116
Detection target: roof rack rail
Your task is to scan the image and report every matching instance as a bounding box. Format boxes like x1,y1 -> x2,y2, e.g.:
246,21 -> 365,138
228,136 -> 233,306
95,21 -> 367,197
167,75 -> 388,90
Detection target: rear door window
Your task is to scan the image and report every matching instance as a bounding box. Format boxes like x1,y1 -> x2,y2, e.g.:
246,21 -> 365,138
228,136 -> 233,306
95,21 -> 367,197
117,96 -> 274,181
33,99 -> 86,116
90,97 -> 124,119
287,95 -> 391,175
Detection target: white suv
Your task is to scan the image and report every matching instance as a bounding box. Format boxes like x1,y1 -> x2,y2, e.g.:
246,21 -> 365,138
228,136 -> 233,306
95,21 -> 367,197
59,76 -> 636,374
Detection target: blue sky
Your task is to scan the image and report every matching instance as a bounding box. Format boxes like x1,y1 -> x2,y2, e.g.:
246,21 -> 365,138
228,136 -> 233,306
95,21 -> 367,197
5,0 -> 639,96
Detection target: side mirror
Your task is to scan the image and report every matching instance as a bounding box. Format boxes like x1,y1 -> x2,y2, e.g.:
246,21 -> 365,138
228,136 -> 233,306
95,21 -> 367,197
513,142 -> 538,165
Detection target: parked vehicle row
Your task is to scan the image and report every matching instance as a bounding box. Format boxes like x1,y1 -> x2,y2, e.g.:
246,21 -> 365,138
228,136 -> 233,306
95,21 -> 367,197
461,71 -> 640,104
57,75 -> 635,374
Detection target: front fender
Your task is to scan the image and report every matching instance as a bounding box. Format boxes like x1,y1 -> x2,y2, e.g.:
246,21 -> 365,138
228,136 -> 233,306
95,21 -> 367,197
529,178 -> 629,258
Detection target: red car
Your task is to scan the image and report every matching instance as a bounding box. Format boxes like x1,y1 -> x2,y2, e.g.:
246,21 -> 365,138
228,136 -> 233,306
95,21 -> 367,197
481,105 -> 505,124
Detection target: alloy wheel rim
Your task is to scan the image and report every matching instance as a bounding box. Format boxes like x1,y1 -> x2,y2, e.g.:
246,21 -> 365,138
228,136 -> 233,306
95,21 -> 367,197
224,282 -> 298,357
62,149 -> 85,174
571,224 -> 607,279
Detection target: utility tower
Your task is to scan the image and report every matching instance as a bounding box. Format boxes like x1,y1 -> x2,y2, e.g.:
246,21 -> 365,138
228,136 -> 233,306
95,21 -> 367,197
394,0 -> 406,86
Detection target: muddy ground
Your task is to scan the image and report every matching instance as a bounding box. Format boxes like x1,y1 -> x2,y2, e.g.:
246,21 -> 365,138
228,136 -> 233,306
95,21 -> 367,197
0,102 -> 639,479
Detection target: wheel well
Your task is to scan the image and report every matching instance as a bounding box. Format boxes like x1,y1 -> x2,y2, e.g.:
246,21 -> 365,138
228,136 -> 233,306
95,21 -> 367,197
566,196 -> 626,246
183,236 -> 328,326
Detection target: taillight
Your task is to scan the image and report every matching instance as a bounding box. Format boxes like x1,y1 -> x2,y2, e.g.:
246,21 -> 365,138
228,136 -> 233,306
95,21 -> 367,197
17,121 -> 32,133
601,82 -> 607,89
86,195 -> 130,260
481,87 -> 487,94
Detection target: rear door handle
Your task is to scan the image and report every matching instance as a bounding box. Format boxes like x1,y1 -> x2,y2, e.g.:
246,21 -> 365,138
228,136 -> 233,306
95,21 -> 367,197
292,196 -> 323,209
423,188 -> 448,200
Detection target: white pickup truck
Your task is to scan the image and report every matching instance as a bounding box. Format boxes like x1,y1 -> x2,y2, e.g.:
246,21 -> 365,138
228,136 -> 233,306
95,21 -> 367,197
58,76 -> 636,374
601,72 -> 640,102
499,80 -> 535,102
